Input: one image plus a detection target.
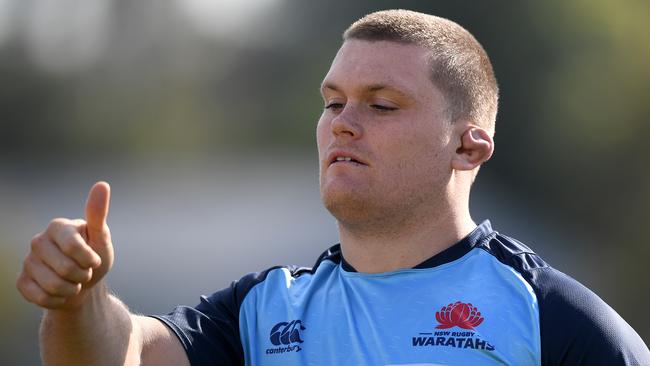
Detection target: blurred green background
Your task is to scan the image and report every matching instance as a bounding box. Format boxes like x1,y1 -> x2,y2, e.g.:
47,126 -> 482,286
1,0 -> 648,364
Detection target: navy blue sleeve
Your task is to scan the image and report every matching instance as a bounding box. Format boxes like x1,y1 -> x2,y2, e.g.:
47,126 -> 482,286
482,233 -> 650,365
151,268 -> 285,366
530,267 -> 650,366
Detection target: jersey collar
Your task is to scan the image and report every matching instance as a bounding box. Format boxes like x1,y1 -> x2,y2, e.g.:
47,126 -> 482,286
338,220 -> 494,272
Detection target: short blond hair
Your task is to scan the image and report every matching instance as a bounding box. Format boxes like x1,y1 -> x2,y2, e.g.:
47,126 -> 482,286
344,9 -> 498,132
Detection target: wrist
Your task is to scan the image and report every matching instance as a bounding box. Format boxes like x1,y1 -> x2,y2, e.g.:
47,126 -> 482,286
45,282 -> 109,321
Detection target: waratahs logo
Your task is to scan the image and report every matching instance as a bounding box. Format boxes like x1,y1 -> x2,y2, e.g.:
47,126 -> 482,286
412,301 -> 495,351
266,320 -> 306,355
435,301 -> 484,330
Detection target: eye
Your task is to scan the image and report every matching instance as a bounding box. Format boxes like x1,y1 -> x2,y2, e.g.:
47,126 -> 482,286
325,102 -> 344,110
371,104 -> 398,112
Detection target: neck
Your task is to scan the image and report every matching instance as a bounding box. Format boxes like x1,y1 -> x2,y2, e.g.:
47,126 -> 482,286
339,206 -> 476,274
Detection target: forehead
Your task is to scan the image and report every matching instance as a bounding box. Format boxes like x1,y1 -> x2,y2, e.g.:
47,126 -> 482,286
321,40 -> 433,95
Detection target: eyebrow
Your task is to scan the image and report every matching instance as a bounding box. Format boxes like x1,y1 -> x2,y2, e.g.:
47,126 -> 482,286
320,82 -> 415,101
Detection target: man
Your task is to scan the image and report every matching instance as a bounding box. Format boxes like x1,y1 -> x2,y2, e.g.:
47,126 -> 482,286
16,9 -> 649,366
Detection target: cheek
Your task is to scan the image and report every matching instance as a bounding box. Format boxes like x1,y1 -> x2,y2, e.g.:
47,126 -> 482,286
316,114 -> 329,150
316,115 -> 330,174
384,129 -> 448,179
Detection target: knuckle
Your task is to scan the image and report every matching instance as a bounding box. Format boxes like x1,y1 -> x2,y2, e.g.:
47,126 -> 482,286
15,274 -> 28,295
59,261 -> 76,277
59,236 -> 83,255
71,218 -> 86,227
48,217 -> 69,230
23,254 -> 37,273
60,261 -> 85,281
30,234 -> 46,251
43,277 -> 69,295
15,276 -> 58,307
48,218 -> 82,238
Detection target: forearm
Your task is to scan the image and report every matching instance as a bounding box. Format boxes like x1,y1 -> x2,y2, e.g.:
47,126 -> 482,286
39,284 -> 143,366
19,184 -> 188,365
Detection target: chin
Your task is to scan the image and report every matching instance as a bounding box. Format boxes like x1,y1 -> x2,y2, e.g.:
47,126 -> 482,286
321,187 -> 377,225
322,188 -> 357,214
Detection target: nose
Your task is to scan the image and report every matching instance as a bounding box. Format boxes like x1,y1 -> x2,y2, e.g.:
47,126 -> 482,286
331,104 -> 363,139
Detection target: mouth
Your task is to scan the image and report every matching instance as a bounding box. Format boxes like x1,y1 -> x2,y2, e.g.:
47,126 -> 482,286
327,151 -> 368,167
333,156 -> 362,164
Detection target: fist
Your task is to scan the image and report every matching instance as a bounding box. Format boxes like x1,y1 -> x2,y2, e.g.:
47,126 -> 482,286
16,182 -> 114,310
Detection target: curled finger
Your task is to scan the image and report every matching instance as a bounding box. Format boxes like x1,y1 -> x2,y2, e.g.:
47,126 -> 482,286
16,272 -> 67,309
23,255 -> 82,298
46,222 -> 101,269
31,236 -> 93,283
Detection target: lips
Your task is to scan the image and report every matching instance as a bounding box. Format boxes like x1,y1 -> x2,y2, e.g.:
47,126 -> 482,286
326,150 -> 368,166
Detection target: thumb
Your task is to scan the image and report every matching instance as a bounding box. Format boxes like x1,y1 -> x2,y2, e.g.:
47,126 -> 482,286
85,181 -> 111,243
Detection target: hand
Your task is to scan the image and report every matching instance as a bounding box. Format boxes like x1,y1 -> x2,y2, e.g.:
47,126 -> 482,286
16,182 -> 114,311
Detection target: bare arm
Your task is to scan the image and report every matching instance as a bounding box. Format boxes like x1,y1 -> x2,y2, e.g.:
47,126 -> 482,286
16,182 -> 189,366
40,289 -> 188,366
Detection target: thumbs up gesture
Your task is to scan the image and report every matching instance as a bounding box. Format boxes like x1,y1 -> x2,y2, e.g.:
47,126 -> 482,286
16,182 -> 115,311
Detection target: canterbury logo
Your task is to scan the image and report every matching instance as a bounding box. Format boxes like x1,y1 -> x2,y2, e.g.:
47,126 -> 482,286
269,320 -> 306,346
435,301 -> 484,330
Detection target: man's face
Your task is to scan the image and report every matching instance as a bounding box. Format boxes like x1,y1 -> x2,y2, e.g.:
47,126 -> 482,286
317,40 -> 457,226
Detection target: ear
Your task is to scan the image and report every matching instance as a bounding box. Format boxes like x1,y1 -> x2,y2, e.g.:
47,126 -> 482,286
451,127 -> 494,171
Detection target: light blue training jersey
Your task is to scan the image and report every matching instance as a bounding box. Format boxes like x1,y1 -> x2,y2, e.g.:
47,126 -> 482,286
154,221 -> 650,365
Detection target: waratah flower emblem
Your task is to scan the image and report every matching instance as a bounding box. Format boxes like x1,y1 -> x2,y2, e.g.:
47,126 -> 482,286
435,301 -> 484,330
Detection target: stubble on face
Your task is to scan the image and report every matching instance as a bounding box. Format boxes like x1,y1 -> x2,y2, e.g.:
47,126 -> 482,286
317,40 -> 454,236
321,145 -> 450,237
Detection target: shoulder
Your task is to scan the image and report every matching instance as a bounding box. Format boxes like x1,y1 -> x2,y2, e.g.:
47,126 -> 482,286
218,244 -> 343,306
151,245 -> 343,365
169,244 -> 342,322
478,231 -> 650,366
531,265 -> 649,365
